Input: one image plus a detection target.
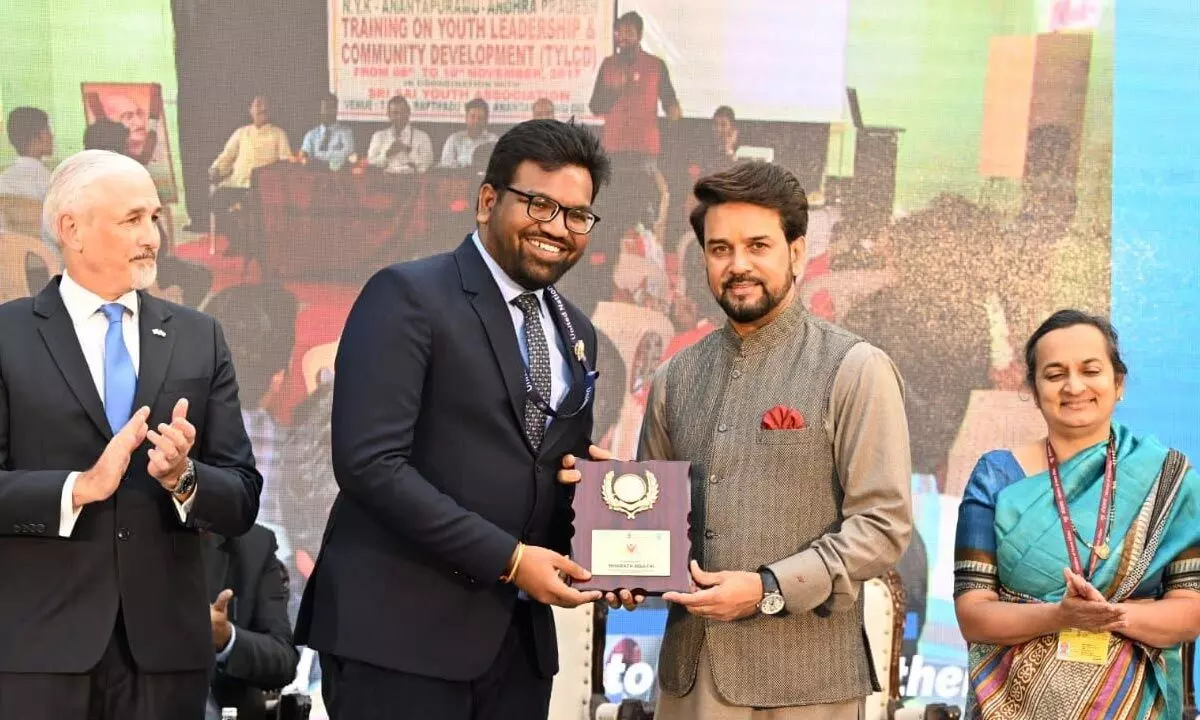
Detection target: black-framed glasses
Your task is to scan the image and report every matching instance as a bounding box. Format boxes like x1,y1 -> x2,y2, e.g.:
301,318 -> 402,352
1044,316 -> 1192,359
505,186 -> 600,234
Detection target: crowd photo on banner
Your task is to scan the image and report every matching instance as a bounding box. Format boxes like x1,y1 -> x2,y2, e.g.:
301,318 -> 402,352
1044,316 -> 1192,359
2,0 -> 1199,718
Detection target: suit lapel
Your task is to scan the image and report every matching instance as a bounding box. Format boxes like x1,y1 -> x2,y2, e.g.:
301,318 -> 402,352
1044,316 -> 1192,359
33,279 -> 111,440
455,237 -> 535,454
132,292 -> 176,414
540,296 -> 591,457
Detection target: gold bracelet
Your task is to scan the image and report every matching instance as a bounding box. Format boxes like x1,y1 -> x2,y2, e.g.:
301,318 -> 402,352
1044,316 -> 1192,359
502,543 -> 526,584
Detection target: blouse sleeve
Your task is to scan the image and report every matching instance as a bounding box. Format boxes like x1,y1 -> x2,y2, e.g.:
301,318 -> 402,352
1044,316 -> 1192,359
1164,466 -> 1200,593
954,454 -> 1005,597
1163,547 -> 1200,593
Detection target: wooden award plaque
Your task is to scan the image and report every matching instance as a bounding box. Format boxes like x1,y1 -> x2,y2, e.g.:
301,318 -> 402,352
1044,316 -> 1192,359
570,459 -> 693,594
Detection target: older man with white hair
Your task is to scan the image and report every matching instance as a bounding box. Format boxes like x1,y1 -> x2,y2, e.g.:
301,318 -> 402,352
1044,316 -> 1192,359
0,150 -> 262,720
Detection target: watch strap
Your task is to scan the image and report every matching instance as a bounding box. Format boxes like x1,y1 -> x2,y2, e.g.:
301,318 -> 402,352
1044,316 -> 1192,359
759,568 -> 781,596
172,459 -> 197,499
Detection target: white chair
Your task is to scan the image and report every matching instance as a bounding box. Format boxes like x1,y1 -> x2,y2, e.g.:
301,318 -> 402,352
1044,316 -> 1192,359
864,570 -> 909,720
549,604 -> 598,720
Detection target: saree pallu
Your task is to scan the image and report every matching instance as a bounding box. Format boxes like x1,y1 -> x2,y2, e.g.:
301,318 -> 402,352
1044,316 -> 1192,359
954,425 -> 1200,720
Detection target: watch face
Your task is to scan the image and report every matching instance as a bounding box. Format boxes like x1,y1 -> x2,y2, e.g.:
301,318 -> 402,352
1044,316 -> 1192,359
760,592 -> 785,615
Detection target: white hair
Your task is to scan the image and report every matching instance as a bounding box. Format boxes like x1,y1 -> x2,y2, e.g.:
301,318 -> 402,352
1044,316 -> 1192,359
42,149 -> 151,244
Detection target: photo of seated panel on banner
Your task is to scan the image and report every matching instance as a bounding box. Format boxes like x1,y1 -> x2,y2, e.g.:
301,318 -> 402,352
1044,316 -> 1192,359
2,0 -> 1198,718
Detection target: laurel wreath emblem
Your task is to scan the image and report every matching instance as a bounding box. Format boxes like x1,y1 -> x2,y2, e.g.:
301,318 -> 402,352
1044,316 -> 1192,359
601,470 -> 659,519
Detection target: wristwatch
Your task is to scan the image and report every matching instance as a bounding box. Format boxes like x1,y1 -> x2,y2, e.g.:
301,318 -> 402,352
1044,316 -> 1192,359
171,459 -> 197,500
758,568 -> 786,616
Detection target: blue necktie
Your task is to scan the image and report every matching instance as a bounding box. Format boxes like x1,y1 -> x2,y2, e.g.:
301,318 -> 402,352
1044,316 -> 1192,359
101,303 -> 136,433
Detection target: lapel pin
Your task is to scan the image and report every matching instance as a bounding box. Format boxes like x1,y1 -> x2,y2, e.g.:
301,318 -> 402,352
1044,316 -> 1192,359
152,328 -> 166,337
574,340 -> 586,362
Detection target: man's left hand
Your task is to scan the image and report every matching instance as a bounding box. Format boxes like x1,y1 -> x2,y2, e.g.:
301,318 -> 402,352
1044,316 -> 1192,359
211,588 -> 234,651
662,560 -> 764,622
147,398 -> 197,492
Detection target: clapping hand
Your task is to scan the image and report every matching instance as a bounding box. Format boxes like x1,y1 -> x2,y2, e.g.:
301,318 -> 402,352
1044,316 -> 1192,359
72,407 -> 151,508
210,589 -> 234,651
146,398 -> 196,493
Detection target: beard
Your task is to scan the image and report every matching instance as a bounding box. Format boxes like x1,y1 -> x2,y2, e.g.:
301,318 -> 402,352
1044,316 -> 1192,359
131,260 -> 158,291
489,226 -> 581,290
716,269 -> 793,324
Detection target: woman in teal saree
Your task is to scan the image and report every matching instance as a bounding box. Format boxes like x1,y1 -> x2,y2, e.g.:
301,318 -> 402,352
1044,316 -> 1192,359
954,310 -> 1200,719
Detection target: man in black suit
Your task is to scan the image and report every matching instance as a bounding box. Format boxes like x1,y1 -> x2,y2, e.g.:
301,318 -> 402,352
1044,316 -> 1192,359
296,119 -> 613,720
0,149 -> 262,720
205,524 -> 299,720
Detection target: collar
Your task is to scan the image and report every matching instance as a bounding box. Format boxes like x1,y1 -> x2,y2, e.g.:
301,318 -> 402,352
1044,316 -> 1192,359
718,292 -> 807,356
58,270 -> 139,328
470,230 -> 544,310
10,156 -> 48,171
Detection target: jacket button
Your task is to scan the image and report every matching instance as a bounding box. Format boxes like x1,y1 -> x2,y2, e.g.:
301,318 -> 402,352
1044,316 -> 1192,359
704,529 -> 717,540
708,475 -> 719,485
731,369 -> 742,379
117,528 -> 131,541
717,423 -> 728,432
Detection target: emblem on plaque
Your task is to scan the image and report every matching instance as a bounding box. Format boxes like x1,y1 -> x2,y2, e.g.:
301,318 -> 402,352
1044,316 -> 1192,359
601,470 -> 659,519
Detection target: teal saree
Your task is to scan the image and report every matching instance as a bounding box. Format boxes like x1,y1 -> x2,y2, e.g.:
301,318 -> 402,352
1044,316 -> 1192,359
954,424 -> 1200,719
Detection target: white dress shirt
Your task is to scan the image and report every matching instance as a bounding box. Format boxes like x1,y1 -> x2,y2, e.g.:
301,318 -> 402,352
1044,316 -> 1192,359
57,271 -> 193,536
0,155 -> 52,201
439,130 -> 500,169
366,124 -> 434,174
470,231 -> 569,419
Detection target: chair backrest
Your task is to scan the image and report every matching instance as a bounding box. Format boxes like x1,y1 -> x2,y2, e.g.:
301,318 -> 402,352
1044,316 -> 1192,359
549,604 -> 597,720
1183,641 -> 1196,718
0,232 -> 59,302
0,194 -> 43,239
25,250 -> 50,290
863,569 -> 909,720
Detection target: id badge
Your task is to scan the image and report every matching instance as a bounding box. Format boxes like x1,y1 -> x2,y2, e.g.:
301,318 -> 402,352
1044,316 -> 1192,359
1056,629 -> 1111,665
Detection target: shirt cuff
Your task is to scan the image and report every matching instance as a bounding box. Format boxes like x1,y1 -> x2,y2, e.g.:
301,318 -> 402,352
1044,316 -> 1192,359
60,472 -> 84,537
767,549 -> 834,614
173,487 -> 196,523
214,624 -> 237,664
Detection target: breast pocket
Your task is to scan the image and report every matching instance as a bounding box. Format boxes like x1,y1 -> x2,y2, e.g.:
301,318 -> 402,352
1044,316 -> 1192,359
755,428 -> 814,445
158,377 -> 209,419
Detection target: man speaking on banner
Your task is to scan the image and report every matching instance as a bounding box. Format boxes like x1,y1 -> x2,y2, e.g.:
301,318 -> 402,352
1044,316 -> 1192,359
0,149 -> 262,720
297,119 -> 612,719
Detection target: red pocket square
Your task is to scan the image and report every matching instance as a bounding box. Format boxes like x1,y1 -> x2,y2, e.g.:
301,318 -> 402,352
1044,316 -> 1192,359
761,405 -> 806,430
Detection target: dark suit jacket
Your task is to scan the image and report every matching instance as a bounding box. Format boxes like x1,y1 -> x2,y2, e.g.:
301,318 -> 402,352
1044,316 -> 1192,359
0,278 -> 262,673
206,525 -> 300,720
296,236 -> 596,681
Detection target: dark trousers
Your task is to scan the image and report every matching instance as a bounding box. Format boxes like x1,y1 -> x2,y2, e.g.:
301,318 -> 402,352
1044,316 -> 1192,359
0,611 -> 208,720
321,602 -> 552,720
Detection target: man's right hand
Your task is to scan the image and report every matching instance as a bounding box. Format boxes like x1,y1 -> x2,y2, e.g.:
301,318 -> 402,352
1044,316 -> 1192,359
72,407 -> 151,509
386,140 -> 410,158
512,545 -> 603,608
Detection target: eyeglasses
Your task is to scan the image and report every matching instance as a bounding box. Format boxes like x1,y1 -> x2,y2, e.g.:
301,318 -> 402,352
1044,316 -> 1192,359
505,186 -> 600,234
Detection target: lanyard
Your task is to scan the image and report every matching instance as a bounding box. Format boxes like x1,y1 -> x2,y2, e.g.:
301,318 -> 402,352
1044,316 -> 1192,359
1046,431 -> 1116,580
521,285 -> 598,420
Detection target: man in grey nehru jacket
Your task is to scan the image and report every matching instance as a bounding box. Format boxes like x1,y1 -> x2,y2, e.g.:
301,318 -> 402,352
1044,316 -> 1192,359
639,161 -> 913,719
